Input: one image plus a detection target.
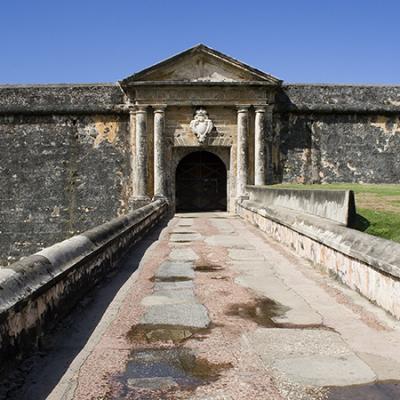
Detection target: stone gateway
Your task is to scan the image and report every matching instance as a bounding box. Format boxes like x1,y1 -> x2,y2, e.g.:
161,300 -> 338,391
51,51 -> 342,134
1,44 -> 400,263
120,44 -> 280,212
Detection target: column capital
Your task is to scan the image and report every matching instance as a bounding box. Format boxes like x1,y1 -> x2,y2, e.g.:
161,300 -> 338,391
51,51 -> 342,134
254,105 -> 267,113
236,105 -> 251,113
135,105 -> 149,114
153,104 -> 167,113
127,103 -> 136,114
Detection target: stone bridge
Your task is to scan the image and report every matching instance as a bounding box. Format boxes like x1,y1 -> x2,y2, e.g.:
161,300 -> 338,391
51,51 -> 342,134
2,191 -> 400,400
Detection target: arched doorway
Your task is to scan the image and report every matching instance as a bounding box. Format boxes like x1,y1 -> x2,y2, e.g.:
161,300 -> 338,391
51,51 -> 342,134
175,151 -> 227,212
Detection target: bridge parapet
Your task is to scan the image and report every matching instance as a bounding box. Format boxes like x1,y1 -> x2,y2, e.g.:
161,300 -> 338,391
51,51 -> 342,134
0,199 -> 168,370
238,189 -> 400,320
245,185 -> 356,226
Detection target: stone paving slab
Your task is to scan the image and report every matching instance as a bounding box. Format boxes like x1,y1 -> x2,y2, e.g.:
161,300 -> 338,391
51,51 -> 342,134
170,233 -> 202,242
140,304 -> 210,328
152,289 -> 195,300
155,261 -> 195,281
177,219 -> 194,227
231,261 -> 322,326
228,249 -> 265,261
171,227 -> 197,233
243,328 -> 376,386
154,281 -> 194,291
141,292 -> 197,306
274,354 -> 376,386
209,219 -> 236,233
205,235 -> 254,249
169,248 -> 199,261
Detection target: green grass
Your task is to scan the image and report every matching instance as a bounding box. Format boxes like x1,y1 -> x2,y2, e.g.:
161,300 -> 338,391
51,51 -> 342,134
355,208 -> 400,243
273,183 -> 400,196
272,183 -> 400,243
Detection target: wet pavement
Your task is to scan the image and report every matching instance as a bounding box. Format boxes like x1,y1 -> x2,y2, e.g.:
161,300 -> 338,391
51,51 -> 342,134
4,212 -> 400,399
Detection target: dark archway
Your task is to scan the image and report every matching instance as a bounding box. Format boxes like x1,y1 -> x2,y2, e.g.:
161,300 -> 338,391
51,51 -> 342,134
175,151 -> 227,212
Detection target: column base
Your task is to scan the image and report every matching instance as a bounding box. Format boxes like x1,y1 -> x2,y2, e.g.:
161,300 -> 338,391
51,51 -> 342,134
236,195 -> 249,202
129,196 -> 151,210
152,195 -> 168,202
132,195 -> 151,201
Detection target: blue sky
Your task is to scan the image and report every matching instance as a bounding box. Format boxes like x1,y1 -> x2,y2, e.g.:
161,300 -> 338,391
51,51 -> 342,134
1,0 -> 399,84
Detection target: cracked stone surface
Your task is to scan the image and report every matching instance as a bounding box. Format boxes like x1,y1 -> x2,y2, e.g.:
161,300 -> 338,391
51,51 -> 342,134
243,328 -> 377,386
154,260 -> 195,281
6,212 -> 400,400
140,303 -> 210,328
170,233 -> 202,242
169,247 -> 199,261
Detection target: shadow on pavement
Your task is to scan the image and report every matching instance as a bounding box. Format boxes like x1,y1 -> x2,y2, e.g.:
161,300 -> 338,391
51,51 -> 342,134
0,219 -> 169,400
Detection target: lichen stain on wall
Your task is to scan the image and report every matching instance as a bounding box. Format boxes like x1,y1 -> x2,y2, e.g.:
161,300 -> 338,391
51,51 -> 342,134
116,170 -> 132,216
370,116 -> 400,135
84,115 -> 121,147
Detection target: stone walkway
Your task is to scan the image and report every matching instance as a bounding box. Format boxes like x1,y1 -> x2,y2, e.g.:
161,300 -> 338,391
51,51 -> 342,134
8,213 -> 400,400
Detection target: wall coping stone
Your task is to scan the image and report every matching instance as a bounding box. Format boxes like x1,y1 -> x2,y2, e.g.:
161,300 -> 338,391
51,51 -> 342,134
245,185 -> 355,226
0,84 -> 127,115
239,199 -> 400,280
0,199 -> 167,317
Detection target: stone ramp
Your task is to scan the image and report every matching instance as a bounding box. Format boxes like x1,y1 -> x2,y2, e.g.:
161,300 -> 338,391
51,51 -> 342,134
6,212 -> 400,400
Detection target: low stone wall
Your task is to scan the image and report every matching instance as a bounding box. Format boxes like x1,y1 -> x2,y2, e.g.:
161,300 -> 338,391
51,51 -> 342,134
245,185 -> 355,225
0,199 -> 168,368
238,197 -> 400,320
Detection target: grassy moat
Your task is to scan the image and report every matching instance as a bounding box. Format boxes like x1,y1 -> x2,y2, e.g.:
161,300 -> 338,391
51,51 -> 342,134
273,183 -> 400,243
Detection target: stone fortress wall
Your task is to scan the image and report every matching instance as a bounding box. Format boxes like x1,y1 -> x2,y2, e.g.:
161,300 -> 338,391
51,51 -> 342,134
0,84 -> 131,264
276,84 -> 400,184
1,83 -> 400,265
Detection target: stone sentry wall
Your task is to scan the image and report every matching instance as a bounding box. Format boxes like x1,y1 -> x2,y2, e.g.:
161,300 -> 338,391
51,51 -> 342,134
274,85 -> 400,184
0,84 -> 132,265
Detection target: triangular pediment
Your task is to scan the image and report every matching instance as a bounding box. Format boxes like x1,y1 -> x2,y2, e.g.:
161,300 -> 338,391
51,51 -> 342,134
121,44 -> 281,85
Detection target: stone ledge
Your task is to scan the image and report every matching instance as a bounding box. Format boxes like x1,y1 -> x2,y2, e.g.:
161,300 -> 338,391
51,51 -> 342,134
0,84 -> 126,114
277,84 -> 400,114
239,200 -> 400,280
245,185 -> 355,226
0,199 -> 168,369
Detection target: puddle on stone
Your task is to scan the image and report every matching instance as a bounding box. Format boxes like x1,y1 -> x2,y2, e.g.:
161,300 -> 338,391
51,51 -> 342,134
225,298 -> 289,327
211,276 -> 229,281
149,276 -> 192,283
195,264 -> 224,272
127,324 -> 211,343
326,381 -> 400,400
117,347 -> 232,397
170,231 -> 197,234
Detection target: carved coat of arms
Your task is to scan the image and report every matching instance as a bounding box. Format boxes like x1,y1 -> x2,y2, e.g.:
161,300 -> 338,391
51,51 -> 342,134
190,108 -> 214,143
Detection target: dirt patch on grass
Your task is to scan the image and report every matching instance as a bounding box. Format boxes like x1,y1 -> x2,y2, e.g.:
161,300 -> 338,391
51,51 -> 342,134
356,192 -> 400,213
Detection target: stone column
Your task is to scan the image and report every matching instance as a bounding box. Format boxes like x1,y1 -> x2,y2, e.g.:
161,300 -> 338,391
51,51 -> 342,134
153,105 -> 167,199
135,105 -> 149,200
236,106 -> 250,198
265,105 -> 274,184
254,106 -> 267,186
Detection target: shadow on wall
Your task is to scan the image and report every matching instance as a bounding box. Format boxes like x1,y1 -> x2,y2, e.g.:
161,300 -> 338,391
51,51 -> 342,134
0,219 -> 169,400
